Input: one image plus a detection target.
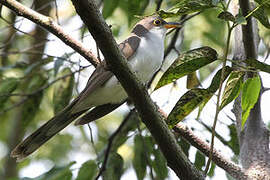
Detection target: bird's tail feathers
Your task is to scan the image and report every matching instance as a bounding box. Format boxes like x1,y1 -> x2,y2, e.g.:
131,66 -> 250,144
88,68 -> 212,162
11,102 -> 85,161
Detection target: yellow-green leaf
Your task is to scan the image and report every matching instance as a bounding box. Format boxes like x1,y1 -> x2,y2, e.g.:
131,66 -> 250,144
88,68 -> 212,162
241,75 -> 261,129
220,71 -> 244,110
156,46 -> 218,89
167,66 -> 231,128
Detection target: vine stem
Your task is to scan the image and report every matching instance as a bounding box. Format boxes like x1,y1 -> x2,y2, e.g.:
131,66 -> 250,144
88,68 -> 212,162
204,22 -> 234,174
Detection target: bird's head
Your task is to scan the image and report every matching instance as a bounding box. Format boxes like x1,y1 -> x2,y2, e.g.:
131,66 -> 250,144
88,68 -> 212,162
131,16 -> 181,38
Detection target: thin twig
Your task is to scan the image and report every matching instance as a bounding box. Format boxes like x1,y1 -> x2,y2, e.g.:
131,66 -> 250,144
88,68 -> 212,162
95,113 -> 131,180
204,21 -> 234,174
0,0 -> 100,66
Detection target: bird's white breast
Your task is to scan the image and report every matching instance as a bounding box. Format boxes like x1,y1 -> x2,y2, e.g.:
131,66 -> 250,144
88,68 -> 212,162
129,30 -> 165,84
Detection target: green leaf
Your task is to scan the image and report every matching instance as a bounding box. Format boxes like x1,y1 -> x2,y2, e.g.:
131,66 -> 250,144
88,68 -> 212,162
0,77 -> 19,109
241,75 -> 261,129
246,58 -> 270,73
220,71 -> 244,110
167,88 -> 212,128
53,67 -> 74,114
207,162 -> 216,177
23,161 -> 75,180
156,46 -> 218,89
207,66 -> 232,93
103,152 -> 124,180
178,138 -> 190,157
252,5 -> 270,29
152,148 -> 168,180
158,0 -> 216,18
76,160 -> 98,180
218,11 -> 236,22
167,66 -> 231,128
194,151 -> 205,170
102,0 -> 120,19
133,135 -> 147,180
227,124 -> 240,154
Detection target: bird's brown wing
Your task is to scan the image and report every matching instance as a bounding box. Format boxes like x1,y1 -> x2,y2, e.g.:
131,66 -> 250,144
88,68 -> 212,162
72,35 -> 141,123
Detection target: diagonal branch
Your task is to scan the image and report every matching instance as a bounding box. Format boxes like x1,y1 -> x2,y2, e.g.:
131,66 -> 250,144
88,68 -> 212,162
0,0 -> 100,67
70,0 -> 204,179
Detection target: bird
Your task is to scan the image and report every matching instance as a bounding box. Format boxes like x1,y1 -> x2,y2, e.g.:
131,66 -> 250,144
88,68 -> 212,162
11,15 -> 181,161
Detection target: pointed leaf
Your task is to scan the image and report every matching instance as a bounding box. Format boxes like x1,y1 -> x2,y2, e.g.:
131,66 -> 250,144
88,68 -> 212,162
207,66 -> 232,93
207,162 -> 216,177
241,75 -> 261,129
167,88 -> 212,128
220,71 -> 244,110
167,67 -> 231,128
0,78 -> 19,109
53,67 -> 74,114
76,160 -> 98,180
133,135 -> 147,180
156,47 -> 218,89
246,58 -> 270,73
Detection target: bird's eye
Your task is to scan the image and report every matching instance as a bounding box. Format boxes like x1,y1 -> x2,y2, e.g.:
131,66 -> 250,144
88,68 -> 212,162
153,19 -> 161,26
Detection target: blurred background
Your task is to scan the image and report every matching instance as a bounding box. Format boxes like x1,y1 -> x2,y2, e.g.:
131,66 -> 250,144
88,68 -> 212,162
0,0 -> 269,179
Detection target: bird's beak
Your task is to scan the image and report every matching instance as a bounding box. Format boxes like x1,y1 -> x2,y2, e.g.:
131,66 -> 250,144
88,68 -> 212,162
164,22 -> 181,29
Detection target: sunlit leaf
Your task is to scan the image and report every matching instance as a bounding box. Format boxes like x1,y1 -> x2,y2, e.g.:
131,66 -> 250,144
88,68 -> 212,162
76,160 -> 98,180
220,71 -> 244,110
133,135 -> 147,180
0,77 -> 19,109
156,46 -> 218,89
241,75 -> 261,129
53,67 -> 74,114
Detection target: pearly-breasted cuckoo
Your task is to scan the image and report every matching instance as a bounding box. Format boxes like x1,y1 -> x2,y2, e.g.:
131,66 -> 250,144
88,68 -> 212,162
11,16 -> 181,160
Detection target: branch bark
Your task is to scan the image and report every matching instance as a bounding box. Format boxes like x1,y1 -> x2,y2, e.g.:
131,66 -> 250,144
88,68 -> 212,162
0,0 -> 100,67
232,1 -> 270,179
70,0 -> 204,179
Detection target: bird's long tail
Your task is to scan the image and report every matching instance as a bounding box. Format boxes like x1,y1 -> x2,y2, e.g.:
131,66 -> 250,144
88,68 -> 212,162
11,101 -> 86,161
